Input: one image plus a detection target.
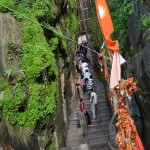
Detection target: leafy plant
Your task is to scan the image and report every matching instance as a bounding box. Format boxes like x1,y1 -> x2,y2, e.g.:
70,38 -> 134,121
90,4 -> 103,49
110,0 -> 134,52
139,15 -> 150,31
4,69 -> 13,79
0,0 -> 79,129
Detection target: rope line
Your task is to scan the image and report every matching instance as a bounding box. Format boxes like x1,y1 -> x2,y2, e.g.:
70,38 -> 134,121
0,3 -> 99,55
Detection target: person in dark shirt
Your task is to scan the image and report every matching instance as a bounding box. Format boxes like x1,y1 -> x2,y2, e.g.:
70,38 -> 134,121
80,43 -> 87,59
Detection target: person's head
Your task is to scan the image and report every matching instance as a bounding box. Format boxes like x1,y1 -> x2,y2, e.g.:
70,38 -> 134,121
80,97 -> 83,102
90,89 -> 93,93
82,59 -> 85,63
85,69 -> 88,72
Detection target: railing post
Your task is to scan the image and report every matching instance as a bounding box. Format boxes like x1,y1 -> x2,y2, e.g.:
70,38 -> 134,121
108,112 -> 118,150
81,112 -> 88,137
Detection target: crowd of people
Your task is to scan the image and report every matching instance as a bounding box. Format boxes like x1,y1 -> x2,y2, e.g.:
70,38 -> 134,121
75,42 -> 98,126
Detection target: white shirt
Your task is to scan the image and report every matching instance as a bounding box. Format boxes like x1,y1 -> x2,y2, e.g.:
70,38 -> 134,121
82,62 -> 88,69
87,78 -> 93,89
90,92 -> 97,104
84,71 -> 91,79
82,67 -> 89,76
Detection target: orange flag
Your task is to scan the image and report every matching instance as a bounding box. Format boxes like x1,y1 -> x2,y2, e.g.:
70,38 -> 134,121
95,0 -> 119,51
104,58 -> 110,82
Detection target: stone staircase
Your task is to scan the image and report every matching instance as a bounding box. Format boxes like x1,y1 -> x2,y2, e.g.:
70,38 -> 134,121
61,64 -> 112,150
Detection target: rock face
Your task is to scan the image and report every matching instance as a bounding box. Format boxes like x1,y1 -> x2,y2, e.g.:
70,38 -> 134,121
0,8 -> 78,149
0,13 -> 21,75
0,13 -> 49,150
128,1 -> 150,149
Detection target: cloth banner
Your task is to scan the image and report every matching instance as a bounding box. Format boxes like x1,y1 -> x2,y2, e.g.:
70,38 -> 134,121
110,51 -> 121,89
104,58 -> 110,82
119,54 -> 126,65
95,0 -> 119,51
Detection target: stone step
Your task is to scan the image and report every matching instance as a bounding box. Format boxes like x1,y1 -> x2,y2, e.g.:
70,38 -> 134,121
84,91 -> 105,95
88,112 -> 111,119
88,123 -> 109,132
67,133 -> 83,140
92,86 -> 104,90
86,128 -> 109,137
84,102 -> 109,108
69,118 -> 81,129
67,128 -> 83,136
61,145 -> 80,150
88,105 -> 110,111
93,85 -> 105,90
95,113 -> 112,119
86,108 -> 111,114
89,142 -> 110,150
69,113 -> 82,119
69,124 -> 81,129
61,144 -> 90,150
83,96 -> 105,101
89,108 -> 111,114
84,92 -> 106,97
74,105 -> 110,114
66,135 -> 110,147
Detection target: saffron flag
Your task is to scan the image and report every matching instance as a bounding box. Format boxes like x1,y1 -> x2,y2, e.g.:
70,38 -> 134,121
104,58 -> 110,82
95,0 -> 119,51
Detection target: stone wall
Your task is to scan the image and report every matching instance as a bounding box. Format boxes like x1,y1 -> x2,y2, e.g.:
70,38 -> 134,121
128,1 -> 150,149
0,2 -> 79,149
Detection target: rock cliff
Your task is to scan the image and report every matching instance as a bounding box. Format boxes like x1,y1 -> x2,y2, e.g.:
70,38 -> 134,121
0,0 -> 79,149
128,1 -> 150,149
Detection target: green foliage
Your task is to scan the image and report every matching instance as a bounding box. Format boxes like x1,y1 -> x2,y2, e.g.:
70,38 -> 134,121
32,0 -> 58,20
4,69 -> 13,79
0,0 -> 14,12
69,0 -> 75,8
139,15 -> 150,31
69,13 -> 79,51
110,0 -> 134,52
0,0 -> 60,129
0,0 -> 79,129
90,4 -> 102,49
8,42 -> 18,52
134,50 -> 143,59
147,35 -> 150,41
125,46 -> 136,63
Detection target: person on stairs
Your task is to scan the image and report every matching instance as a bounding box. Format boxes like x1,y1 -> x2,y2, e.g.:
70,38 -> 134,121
89,89 -> 98,121
80,42 -> 87,60
80,97 -> 91,125
76,76 -> 82,95
81,74 -> 86,94
84,69 -> 91,85
75,54 -> 82,73
87,75 -> 94,93
81,59 -> 88,72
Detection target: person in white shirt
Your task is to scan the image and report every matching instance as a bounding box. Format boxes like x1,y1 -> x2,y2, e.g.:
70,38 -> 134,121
81,60 -> 88,70
87,75 -> 94,91
84,70 -> 91,84
82,66 -> 89,76
90,89 -> 97,121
